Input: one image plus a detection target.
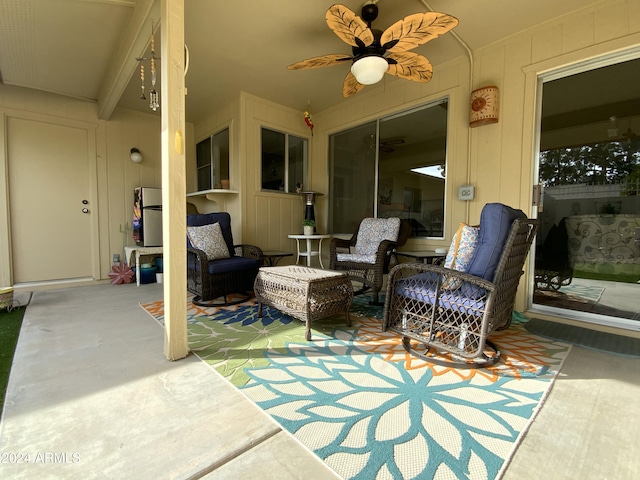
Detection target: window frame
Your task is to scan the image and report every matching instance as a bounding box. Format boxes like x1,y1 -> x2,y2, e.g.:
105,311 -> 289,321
260,126 -> 309,194
328,98 -> 450,238
195,126 -> 230,192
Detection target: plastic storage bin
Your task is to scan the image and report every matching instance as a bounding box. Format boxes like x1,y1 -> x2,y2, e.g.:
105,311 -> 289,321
139,264 -> 157,284
154,256 -> 163,273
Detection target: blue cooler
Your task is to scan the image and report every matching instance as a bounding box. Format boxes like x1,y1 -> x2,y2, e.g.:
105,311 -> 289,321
139,264 -> 157,284
154,256 -> 163,273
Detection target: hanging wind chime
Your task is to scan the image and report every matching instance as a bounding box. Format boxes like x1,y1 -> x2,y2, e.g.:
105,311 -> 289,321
137,22 -> 160,111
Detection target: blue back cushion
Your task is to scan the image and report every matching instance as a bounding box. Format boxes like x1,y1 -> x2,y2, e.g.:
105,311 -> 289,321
467,203 -> 526,281
186,212 -> 235,256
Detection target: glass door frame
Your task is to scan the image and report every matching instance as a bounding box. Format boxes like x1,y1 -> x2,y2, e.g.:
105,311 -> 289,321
527,47 -> 640,332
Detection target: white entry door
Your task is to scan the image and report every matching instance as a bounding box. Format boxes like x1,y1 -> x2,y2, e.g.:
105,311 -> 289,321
8,116 -> 95,284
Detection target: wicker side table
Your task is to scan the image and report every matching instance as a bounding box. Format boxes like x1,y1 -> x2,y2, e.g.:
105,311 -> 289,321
254,266 -> 353,340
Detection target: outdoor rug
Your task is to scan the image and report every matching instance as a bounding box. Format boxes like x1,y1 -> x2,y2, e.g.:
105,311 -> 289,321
558,284 -> 604,303
141,296 -> 571,480
525,318 -> 640,358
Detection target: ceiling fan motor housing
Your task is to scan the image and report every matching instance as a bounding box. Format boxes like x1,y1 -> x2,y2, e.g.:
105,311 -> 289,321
352,30 -> 387,62
361,3 -> 379,25
352,5 -> 398,66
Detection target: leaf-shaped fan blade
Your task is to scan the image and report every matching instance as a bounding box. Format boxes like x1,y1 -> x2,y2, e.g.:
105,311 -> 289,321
381,12 -> 459,53
386,52 -> 433,83
287,54 -> 353,70
342,71 -> 366,97
326,4 -> 374,48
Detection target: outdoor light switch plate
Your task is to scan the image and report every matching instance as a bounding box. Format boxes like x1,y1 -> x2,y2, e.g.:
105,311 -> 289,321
458,185 -> 475,201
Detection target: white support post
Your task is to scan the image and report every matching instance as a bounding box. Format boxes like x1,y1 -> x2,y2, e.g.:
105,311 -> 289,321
161,0 -> 188,360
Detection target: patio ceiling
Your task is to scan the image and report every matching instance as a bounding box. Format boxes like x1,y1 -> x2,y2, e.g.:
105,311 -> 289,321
0,0 -> 622,126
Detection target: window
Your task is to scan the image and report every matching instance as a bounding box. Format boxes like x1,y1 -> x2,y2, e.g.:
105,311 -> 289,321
261,127 -> 308,193
196,128 -> 230,191
329,100 -> 448,237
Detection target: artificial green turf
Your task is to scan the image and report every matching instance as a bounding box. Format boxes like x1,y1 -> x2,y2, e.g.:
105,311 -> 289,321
0,307 -> 25,418
574,270 -> 640,284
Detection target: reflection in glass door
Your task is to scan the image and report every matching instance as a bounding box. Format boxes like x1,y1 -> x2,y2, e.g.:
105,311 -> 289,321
532,57 -> 640,330
328,99 -> 449,237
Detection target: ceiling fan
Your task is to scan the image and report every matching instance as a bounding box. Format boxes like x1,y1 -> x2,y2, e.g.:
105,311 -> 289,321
287,2 -> 458,97
380,137 -> 405,153
366,134 -> 405,153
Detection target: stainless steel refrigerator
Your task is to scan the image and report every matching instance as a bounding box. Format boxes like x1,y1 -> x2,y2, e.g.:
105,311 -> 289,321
133,187 -> 163,246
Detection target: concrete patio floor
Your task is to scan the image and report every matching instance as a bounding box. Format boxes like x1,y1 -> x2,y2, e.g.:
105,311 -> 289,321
1,282 -> 639,479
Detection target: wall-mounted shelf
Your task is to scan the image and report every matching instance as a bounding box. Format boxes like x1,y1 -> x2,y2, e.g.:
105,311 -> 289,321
187,189 -> 238,202
186,189 -> 239,214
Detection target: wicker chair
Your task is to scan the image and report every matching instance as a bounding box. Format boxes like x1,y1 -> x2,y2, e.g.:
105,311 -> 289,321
186,212 -> 263,306
329,217 -> 412,305
382,204 -> 537,368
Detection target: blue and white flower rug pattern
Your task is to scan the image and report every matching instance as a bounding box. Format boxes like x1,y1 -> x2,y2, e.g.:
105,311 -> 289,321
142,297 -> 571,480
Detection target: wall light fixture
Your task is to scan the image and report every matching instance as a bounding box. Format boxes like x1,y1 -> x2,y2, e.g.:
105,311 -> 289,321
130,148 -> 143,163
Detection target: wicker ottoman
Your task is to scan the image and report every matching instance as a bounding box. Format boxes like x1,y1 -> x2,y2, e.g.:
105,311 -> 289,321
254,266 -> 353,340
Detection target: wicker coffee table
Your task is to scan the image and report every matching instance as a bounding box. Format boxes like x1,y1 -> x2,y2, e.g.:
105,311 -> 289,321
254,266 -> 353,340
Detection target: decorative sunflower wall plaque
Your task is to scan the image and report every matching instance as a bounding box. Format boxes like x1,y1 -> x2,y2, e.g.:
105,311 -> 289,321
469,86 -> 499,127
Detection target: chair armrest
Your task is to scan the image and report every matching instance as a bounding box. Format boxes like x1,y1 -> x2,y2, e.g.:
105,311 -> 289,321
374,239 -> 400,270
330,236 -> 356,250
187,246 -> 213,293
234,244 -> 263,261
329,237 -> 356,267
375,239 -> 398,256
187,246 -> 208,267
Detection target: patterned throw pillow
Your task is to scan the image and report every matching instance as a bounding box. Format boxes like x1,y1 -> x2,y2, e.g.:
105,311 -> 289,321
442,223 -> 479,289
355,217 -> 401,255
186,222 -> 230,261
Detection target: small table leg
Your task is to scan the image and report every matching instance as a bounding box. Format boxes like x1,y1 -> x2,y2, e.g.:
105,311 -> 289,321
136,251 -> 141,286
305,238 -> 312,266
318,238 -> 325,269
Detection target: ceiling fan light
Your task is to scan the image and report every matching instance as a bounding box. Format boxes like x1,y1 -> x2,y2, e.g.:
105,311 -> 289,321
351,56 -> 388,85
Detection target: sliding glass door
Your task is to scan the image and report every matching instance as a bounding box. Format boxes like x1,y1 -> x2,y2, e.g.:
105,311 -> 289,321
532,56 -> 640,330
328,121 -> 377,234
329,99 -> 449,237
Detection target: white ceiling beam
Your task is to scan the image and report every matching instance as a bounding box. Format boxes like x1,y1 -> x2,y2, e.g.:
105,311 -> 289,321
96,0 -> 159,120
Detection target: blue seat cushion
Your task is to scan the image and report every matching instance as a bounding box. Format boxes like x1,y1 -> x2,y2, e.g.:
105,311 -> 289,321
467,203 -> 526,281
394,272 -> 487,316
207,256 -> 259,275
